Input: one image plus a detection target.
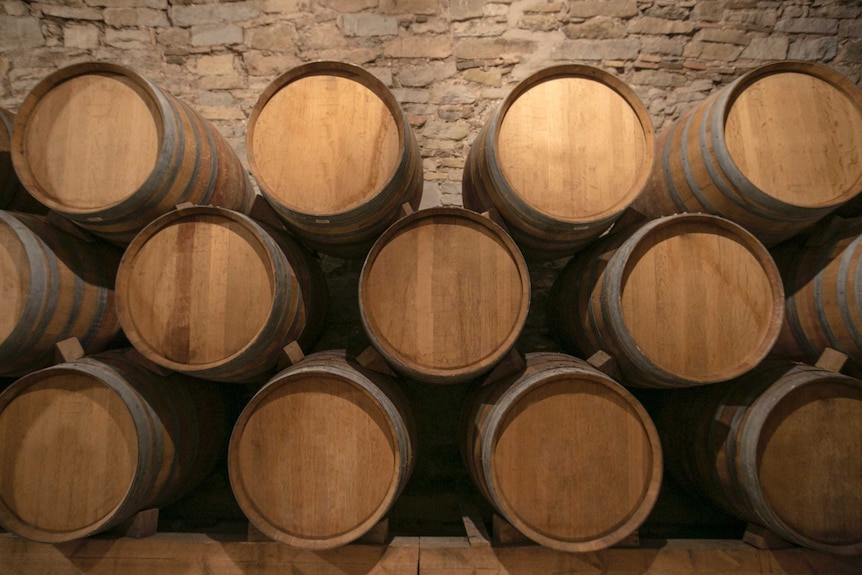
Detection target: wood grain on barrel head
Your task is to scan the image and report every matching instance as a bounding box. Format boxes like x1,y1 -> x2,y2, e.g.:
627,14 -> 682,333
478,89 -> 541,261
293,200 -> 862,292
362,213 -> 528,375
232,374 -> 397,541
20,73 -> 159,210
0,221 -> 28,342
491,378 -> 656,543
725,72 -> 862,206
757,381 -> 862,546
0,374 -> 137,534
251,74 -> 400,215
497,77 -> 647,220
121,215 -> 275,365
619,222 -> 775,382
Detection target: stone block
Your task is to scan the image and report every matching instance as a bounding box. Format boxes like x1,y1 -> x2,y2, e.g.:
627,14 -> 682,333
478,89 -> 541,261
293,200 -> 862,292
640,36 -> 686,55
341,13 -> 399,37
788,37 -> 838,61
422,120 -> 470,140
775,17 -> 839,35
399,63 -> 458,87
525,2 -> 564,13
455,38 -> 537,59
627,16 -> 695,35
191,24 -> 243,47
724,8 -> 778,31
551,38 -> 640,61
451,0 -> 484,21
683,40 -> 742,61
841,20 -> 862,38
385,36 -> 453,58
367,67 -> 393,87
40,5 -> 104,20
690,1 -> 726,22
463,68 -> 502,86
243,51 -> 301,76
105,8 -> 169,27
190,54 -> 236,76
105,28 -> 151,49
64,24 -> 100,49
567,0 -> 638,19
391,88 -> 430,103
430,84 -> 477,104
419,181 -> 442,209
263,0 -> 311,12
248,22 -> 296,51
379,0 -> 437,15
4,1 -> 29,17
86,0 -> 167,7
157,27 -> 190,48
631,69 -> 688,87
172,2 -> 261,27
563,16 -> 627,39
739,36 -> 788,60
453,20 -> 508,37
518,14 -> 559,32
696,28 -> 749,45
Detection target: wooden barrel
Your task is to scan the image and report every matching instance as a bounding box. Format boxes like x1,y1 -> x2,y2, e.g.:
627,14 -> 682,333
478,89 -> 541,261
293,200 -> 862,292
1,108 -> 45,214
115,205 -> 327,383
359,207 -> 530,384
11,62 -> 256,244
228,350 -> 415,549
551,213 -> 784,388
462,352 -> 662,552
462,64 -> 654,261
0,211 -> 123,377
636,61 -> 862,247
771,217 -> 862,364
0,349 -> 230,543
656,360 -> 862,555
247,61 -> 423,259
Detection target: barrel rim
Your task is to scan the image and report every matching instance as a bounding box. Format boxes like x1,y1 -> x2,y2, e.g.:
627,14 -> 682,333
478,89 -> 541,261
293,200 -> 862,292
479,354 -> 663,552
358,206 -> 531,383
712,60 -> 862,211
737,365 -> 862,554
485,63 -> 655,226
227,351 -> 408,549
11,62 -> 170,215
0,362 -> 151,543
603,213 -> 785,386
247,60 -> 411,220
115,205 -> 289,375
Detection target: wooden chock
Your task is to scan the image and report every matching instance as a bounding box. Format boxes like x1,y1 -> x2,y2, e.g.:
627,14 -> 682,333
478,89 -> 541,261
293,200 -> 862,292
492,514 -> 531,546
356,346 -> 397,378
54,337 -> 85,364
356,518 -> 389,545
587,350 -> 622,381
174,202 -> 195,211
815,347 -> 849,373
400,202 -> 415,219
249,194 -> 288,231
279,341 -> 305,370
480,208 -> 510,234
742,523 -> 794,550
481,348 -> 526,387
112,508 -> 159,539
458,500 -> 491,548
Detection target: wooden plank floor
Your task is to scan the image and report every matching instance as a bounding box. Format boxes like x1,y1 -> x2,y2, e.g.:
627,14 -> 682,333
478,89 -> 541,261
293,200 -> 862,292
2,534 -> 862,575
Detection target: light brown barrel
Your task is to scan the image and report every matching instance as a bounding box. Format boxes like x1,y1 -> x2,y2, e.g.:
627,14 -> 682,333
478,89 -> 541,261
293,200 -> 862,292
462,352 -> 662,552
0,349 -> 230,543
115,205 -> 327,383
636,61 -> 862,247
1,108 -> 45,214
656,360 -> 862,555
359,207 -> 530,384
771,217 -> 862,364
463,64 -> 654,261
0,211 -> 123,377
551,213 -> 784,388
228,350 -> 415,549
11,62 -> 256,244
247,61 -> 423,259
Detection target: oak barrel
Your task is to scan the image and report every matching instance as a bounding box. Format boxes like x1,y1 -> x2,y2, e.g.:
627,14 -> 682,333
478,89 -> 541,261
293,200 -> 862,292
247,61 -> 423,259
228,350 -> 415,549
11,62 -> 256,244
462,64 -> 654,260
0,211 -> 123,377
771,217 -> 862,364
462,352 -> 662,552
656,360 -> 862,555
115,205 -> 327,383
0,350 -> 230,543
359,207 -> 530,384
1,108 -> 44,214
551,213 -> 784,388
636,61 -> 862,247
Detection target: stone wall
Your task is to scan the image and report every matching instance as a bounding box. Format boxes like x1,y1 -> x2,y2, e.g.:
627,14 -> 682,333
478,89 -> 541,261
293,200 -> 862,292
2,0 -> 861,352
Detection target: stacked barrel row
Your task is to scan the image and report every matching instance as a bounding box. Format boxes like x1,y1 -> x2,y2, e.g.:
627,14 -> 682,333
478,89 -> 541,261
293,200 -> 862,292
0,59 -> 860,555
